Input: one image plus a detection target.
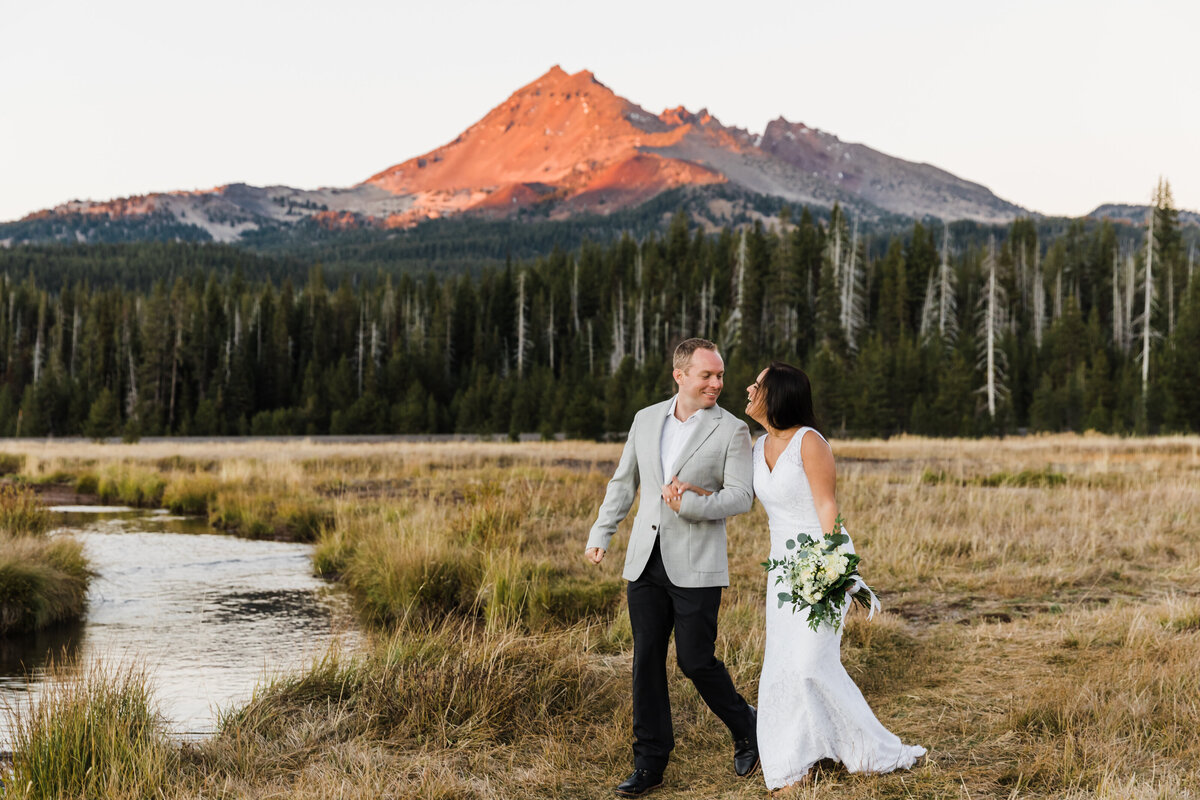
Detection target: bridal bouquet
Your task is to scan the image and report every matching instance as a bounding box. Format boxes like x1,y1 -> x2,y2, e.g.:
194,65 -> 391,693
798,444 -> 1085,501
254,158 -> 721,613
761,515 -> 879,632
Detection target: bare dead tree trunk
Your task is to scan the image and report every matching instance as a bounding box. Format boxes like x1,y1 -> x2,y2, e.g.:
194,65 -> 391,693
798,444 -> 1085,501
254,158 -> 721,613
1112,247 -> 1123,349
516,271 -> 528,379
70,307 -> 80,378
919,271 -> 936,339
571,259 -> 580,335
721,232 -> 747,353
972,237 -> 1010,423
1141,211 -> 1155,398
1168,259 -> 1175,335
586,319 -> 594,375
1033,248 -> 1045,349
609,283 -> 625,374
633,294 -> 645,368
547,297 -> 555,372
1124,250 -> 1136,354
938,225 -> 958,344
1053,266 -> 1063,321
357,304 -> 365,395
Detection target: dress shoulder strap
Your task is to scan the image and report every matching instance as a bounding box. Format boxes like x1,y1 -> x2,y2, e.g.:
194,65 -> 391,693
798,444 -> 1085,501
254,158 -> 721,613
797,426 -> 829,447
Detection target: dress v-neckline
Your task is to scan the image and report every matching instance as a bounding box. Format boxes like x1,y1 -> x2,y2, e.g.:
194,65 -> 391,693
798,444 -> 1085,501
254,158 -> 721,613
762,429 -> 800,475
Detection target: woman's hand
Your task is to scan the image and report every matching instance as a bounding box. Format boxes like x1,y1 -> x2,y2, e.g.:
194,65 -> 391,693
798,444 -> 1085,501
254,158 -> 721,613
662,476 -> 713,514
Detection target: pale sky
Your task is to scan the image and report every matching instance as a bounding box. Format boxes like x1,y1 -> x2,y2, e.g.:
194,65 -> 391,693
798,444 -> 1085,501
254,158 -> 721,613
3,0 -> 1197,223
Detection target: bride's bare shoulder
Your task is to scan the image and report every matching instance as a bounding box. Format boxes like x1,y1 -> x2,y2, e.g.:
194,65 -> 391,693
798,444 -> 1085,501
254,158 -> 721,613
799,429 -> 835,473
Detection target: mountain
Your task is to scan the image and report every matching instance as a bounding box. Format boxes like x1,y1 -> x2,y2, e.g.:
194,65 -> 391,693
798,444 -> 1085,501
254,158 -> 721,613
1088,203 -> 1200,228
3,66 -> 1029,246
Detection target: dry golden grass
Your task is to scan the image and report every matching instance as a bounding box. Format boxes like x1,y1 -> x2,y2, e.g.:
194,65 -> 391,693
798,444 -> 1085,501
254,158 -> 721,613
2,434 -> 1198,799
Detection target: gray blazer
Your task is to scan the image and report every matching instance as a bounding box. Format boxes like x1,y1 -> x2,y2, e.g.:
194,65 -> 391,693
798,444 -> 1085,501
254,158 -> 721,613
586,399 -> 754,588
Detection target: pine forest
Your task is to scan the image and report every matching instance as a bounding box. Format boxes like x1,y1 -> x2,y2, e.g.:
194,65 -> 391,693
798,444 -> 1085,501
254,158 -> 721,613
0,182 -> 1196,440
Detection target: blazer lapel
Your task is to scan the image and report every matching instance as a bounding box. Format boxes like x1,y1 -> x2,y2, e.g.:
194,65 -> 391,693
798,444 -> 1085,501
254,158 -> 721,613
669,404 -> 722,477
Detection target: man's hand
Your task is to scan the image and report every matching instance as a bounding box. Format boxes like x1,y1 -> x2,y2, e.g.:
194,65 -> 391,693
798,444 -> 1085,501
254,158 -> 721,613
585,547 -> 606,564
661,478 -> 683,513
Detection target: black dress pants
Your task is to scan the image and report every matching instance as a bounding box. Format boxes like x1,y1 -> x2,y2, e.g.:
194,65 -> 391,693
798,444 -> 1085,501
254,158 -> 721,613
627,537 -> 755,774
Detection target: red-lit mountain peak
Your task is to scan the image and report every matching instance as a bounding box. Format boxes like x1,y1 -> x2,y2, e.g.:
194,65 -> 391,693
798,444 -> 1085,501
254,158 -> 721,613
362,67 -> 732,223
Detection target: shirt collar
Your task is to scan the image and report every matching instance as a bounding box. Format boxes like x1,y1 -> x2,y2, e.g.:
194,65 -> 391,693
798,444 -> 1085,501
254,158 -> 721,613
666,396 -> 702,424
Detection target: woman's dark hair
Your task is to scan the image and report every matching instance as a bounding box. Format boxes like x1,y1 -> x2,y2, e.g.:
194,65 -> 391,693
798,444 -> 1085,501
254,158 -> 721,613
760,361 -> 821,433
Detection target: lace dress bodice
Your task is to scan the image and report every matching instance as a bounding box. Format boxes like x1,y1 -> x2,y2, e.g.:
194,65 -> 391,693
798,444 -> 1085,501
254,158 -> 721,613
753,427 -> 840,560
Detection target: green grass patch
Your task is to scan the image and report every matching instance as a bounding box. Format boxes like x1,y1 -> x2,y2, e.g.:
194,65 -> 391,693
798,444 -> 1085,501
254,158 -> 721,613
0,535 -> 90,635
5,661 -> 175,800
161,473 -> 220,515
345,543 -> 481,625
209,489 -> 332,541
94,464 -> 167,507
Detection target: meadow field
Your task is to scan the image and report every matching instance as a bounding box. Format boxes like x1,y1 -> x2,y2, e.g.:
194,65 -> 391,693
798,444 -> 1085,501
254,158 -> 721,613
1,434 -> 1198,799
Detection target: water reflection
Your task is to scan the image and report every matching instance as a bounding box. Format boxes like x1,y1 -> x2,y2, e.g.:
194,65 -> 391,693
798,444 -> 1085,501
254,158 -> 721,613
0,621 -> 84,688
0,508 -> 358,747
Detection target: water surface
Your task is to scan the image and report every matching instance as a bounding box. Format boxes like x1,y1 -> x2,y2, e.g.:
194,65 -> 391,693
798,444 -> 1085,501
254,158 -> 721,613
1,508 -> 357,748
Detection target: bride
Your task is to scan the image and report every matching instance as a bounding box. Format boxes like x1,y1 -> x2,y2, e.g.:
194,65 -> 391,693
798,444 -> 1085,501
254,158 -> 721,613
675,361 -> 925,792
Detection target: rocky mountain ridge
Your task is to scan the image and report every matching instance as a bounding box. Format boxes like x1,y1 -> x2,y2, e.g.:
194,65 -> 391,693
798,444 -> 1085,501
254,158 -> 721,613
2,66 -> 1083,246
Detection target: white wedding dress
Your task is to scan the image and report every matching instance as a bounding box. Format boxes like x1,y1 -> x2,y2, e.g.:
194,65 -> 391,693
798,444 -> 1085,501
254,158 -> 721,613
754,428 -> 925,790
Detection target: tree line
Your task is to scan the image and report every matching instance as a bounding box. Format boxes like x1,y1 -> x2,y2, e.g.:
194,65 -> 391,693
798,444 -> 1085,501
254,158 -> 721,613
0,181 -> 1196,439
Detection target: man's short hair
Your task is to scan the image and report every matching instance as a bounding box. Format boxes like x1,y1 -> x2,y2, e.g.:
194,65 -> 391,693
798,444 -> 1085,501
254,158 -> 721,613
673,338 -> 719,372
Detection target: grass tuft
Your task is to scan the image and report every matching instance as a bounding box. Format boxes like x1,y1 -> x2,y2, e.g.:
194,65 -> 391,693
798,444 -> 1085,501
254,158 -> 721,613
209,487 -> 331,541
0,452 -> 25,475
0,535 -> 90,635
4,661 -> 175,800
0,483 -> 51,537
94,464 -> 168,507
161,472 -> 220,515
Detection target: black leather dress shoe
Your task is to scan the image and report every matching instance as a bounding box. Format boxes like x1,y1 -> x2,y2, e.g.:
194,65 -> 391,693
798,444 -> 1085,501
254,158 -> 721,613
734,706 -> 760,777
614,769 -> 663,797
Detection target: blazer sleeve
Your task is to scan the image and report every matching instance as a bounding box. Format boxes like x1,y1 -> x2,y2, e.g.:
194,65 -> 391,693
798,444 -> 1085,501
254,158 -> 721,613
677,420 -> 753,522
585,417 -> 641,551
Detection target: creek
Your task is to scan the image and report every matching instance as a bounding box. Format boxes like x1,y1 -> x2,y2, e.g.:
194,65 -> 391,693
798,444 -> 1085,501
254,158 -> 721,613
0,507 -> 358,749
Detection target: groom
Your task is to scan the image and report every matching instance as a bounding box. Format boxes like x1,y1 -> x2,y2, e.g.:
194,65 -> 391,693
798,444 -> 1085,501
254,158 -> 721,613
585,338 -> 758,797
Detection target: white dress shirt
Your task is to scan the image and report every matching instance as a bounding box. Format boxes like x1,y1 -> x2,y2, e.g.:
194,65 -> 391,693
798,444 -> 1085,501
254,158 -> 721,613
661,395 -> 703,486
